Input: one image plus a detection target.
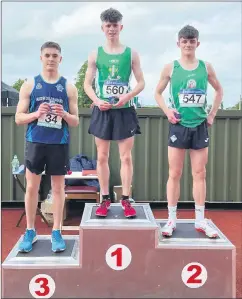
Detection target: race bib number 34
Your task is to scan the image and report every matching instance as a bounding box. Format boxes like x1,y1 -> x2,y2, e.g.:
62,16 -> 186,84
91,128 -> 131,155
37,113 -> 62,129
179,89 -> 206,107
103,82 -> 128,97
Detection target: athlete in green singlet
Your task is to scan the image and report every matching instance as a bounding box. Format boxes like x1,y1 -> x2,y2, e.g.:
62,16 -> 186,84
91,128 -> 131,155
155,25 -> 223,238
84,8 -> 145,218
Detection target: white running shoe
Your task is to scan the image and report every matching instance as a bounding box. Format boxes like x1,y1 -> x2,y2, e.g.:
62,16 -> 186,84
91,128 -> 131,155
161,219 -> 176,237
195,219 -> 219,238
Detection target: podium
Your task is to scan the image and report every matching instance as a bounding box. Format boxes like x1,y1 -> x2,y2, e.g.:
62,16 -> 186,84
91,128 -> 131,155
2,203 -> 236,298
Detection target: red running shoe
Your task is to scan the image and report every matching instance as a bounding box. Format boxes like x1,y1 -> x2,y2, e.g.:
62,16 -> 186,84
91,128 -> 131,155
121,199 -> 136,218
95,199 -> 111,217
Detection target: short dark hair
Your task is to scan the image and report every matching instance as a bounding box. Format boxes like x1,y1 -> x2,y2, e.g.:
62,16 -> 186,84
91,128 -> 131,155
178,25 -> 199,40
100,8 -> 123,23
41,41 -> 61,53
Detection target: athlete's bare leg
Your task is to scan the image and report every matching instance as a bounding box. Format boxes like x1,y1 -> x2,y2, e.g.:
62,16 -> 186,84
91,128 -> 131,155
117,136 -> 134,196
25,169 -> 41,229
167,146 -> 186,207
95,137 -> 111,196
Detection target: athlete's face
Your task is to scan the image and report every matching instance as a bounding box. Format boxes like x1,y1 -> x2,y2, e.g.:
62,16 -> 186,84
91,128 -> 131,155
101,21 -> 123,40
40,48 -> 62,72
177,38 -> 200,55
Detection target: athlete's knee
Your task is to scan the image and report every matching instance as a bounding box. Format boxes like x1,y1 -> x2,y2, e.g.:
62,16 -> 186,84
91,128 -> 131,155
120,152 -> 132,166
26,181 -> 39,196
169,168 -> 182,180
51,178 -> 65,195
192,167 -> 206,180
51,184 -> 64,197
52,188 -> 64,197
97,153 -> 109,165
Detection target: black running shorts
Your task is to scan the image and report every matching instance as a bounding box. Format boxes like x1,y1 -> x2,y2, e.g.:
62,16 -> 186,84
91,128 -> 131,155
88,106 -> 141,140
25,141 -> 70,175
168,120 -> 209,150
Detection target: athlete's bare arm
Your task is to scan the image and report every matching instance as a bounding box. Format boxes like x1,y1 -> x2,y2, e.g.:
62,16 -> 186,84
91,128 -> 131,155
62,83 -> 79,127
84,51 -> 99,105
155,63 -> 179,124
130,50 -> 145,97
15,80 -> 49,125
84,51 -> 112,111
155,63 -> 171,113
206,62 -> 223,118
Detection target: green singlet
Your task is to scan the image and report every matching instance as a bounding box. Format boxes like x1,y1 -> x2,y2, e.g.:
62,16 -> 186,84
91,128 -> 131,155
169,60 -> 208,127
95,46 -> 135,109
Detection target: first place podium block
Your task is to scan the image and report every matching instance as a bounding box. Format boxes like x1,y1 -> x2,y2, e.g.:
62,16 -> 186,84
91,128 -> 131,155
2,203 -> 236,298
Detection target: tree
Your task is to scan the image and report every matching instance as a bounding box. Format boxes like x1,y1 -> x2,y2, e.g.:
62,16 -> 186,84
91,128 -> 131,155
12,78 -> 26,91
75,61 -> 94,107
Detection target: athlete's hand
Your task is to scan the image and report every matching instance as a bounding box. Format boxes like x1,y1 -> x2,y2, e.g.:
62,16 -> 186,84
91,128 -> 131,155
113,94 -> 132,108
50,104 -> 65,117
35,103 -> 50,118
207,114 -> 215,126
97,99 -> 112,111
165,108 -> 180,124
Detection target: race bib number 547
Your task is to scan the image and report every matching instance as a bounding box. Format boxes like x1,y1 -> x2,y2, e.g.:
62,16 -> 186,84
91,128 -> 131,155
179,89 -> 206,107
37,113 -> 62,129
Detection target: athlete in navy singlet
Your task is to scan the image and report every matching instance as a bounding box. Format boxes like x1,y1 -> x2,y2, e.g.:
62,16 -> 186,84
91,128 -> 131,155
15,42 -> 79,253
26,75 -> 70,144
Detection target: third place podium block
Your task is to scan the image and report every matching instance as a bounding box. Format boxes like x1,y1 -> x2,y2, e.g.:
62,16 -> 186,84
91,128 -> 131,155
2,203 -> 236,298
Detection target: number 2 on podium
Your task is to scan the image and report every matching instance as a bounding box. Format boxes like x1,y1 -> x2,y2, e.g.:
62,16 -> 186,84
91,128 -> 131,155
181,262 -> 208,288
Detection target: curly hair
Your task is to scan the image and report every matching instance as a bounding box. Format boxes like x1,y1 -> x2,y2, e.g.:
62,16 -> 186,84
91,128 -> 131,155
100,8 -> 123,23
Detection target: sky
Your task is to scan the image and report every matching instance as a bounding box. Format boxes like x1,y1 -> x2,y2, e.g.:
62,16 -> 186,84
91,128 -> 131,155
2,2 -> 242,108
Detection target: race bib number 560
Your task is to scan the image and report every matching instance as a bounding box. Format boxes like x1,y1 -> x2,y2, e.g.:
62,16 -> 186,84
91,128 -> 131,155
37,113 -> 62,129
103,82 -> 128,97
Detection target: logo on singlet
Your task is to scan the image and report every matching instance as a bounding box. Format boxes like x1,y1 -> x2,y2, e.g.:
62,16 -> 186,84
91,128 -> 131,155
187,79 -> 197,88
36,83 -> 42,89
56,84 -> 64,92
187,79 -> 196,89
108,65 -> 120,80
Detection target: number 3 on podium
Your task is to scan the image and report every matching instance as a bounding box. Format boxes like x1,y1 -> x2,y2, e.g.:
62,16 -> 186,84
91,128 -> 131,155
29,274 -> 56,298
